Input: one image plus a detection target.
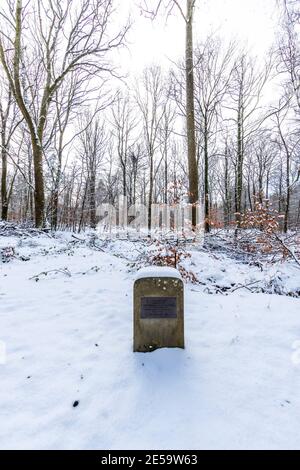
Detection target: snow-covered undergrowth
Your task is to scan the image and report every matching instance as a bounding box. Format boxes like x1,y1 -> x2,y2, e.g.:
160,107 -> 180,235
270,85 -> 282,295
1,228 -> 300,449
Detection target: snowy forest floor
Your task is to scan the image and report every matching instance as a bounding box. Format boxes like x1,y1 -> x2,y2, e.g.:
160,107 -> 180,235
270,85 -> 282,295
1,227 -> 300,450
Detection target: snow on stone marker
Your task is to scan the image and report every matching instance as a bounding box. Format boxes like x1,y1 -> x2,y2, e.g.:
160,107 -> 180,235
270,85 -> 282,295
133,267 -> 184,352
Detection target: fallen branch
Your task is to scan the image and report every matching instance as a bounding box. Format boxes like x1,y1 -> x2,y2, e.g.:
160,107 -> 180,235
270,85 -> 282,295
76,266 -> 100,275
29,268 -> 71,281
230,279 -> 262,293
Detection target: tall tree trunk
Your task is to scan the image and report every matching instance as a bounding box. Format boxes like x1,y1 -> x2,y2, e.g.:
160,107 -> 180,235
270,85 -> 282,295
79,181 -> 88,232
1,133 -> 8,221
247,177 -> 253,211
51,125 -> 64,230
235,99 -> 243,230
32,141 -> 45,227
284,152 -> 290,233
51,158 -> 62,231
224,143 -> 229,227
133,167 -> 137,205
186,0 -> 199,228
258,173 -> 263,204
89,174 -> 96,229
277,119 -> 291,233
28,148 -> 34,221
148,152 -> 154,231
52,189 -> 58,230
266,171 -> 270,200
122,162 -> 127,197
164,135 -> 168,205
204,114 -> 209,232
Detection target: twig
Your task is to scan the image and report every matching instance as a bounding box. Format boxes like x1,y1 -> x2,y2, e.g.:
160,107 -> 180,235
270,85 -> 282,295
71,234 -> 85,242
274,233 -> 300,268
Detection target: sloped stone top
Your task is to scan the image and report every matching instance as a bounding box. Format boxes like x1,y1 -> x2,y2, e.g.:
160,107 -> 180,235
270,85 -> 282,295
135,266 -> 182,281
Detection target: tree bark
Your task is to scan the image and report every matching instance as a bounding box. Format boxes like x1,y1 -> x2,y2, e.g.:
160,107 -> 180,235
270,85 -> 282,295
185,0 -> 199,228
284,152 -> 290,233
203,113 -> 210,232
32,141 -> 45,228
235,96 -> 244,229
89,174 -> 96,229
164,132 -> 168,205
1,127 -> 8,221
224,142 -> 230,227
148,151 -> 154,231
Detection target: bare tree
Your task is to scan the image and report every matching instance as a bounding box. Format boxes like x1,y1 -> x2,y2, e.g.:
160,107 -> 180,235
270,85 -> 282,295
45,75 -> 83,230
127,144 -> 146,205
0,83 -> 22,220
0,0 -> 129,227
78,114 -> 108,229
193,37 -> 235,232
159,79 -> 176,204
141,0 -> 199,227
272,0 -> 300,231
111,92 -> 137,197
273,105 -> 300,232
136,66 -> 165,230
226,53 -> 272,229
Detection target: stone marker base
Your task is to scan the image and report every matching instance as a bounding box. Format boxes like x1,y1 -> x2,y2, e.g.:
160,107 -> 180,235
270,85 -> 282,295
133,271 -> 184,352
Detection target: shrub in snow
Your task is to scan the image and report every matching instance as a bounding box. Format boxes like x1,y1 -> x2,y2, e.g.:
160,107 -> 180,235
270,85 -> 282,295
1,247 -> 15,263
145,238 -> 199,283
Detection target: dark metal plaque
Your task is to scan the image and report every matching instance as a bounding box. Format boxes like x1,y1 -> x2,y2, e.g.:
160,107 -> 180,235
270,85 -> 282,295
141,297 -> 177,319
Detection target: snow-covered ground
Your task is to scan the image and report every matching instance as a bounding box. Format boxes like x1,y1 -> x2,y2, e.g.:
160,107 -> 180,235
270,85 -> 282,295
1,232 -> 300,450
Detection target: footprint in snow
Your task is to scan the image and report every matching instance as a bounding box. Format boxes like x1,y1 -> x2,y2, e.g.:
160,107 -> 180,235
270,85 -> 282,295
230,336 -> 240,345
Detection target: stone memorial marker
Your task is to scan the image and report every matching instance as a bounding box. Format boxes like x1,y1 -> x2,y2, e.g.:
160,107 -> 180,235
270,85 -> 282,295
133,267 -> 184,352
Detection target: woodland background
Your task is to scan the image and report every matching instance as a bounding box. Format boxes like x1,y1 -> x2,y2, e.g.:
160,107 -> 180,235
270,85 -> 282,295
0,0 -> 299,236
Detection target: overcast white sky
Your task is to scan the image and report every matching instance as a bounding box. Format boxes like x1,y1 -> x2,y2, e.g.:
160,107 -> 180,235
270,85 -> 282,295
115,0 -> 280,76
